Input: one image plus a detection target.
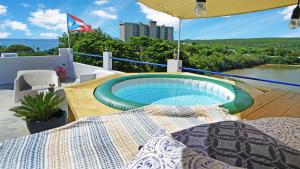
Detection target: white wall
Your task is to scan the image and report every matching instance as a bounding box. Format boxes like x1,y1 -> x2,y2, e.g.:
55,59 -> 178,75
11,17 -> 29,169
0,48 -> 122,85
73,62 -> 120,79
0,55 -> 69,85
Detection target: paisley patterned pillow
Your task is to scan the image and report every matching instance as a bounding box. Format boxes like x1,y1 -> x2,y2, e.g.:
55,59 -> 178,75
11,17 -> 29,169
123,130 -> 240,169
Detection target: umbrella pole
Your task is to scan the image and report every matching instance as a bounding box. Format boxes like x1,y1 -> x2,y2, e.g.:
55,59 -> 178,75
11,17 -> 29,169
177,19 -> 182,60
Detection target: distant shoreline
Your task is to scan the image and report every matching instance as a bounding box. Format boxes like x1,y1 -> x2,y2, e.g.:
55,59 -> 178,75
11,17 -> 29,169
0,38 -> 58,40
0,39 -> 59,51
259,64 -> 300,67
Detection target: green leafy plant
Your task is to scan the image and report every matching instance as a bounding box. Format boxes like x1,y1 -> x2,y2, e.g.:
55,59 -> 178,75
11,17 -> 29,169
5,44 -> 34,52
10,92 -> 64,122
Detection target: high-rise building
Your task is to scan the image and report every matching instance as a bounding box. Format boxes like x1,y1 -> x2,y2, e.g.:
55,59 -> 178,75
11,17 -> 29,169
120,20 -> 174,42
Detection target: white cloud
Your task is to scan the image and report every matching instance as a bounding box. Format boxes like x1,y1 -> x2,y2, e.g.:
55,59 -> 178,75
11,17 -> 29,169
2,20 -> 31,36
21,3 -> 30,8
28,9 -> 66,31
40,32 -> 58,39
279,5 -> 296,20
0,32 -> 10,38
91,10 -> 117,20
0,4 -> 7,15
104,7 -> 116,12
94,0 -> 109,6
3,20 -> 29,32
138,2 -> 179,28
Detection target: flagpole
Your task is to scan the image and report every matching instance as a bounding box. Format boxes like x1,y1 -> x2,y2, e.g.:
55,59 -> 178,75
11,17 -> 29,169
67,32 -> 71,48
66,11 -> 71,48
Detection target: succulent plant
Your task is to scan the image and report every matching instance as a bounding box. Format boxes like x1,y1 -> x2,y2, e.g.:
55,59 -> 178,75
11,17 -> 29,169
10,92 -> 64,122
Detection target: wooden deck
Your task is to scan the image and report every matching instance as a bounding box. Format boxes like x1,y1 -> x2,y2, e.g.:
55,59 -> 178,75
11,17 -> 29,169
239,89 -> 300,120
65,72 -> 300,122
64,72 -> 245,121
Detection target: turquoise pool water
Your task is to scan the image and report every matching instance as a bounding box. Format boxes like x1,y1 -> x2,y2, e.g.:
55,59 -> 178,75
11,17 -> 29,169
94,74 -> 253,113
114,82 -> 230,106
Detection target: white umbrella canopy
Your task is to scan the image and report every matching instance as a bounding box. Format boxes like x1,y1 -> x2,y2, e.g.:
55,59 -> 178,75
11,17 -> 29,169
138,0 -> 299,60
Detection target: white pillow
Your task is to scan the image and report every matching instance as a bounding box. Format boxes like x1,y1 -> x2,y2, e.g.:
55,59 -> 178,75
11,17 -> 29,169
123,130 -> 240,169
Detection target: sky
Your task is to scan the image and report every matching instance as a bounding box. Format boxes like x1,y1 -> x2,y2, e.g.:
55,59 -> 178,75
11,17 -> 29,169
0,0 -> 300,40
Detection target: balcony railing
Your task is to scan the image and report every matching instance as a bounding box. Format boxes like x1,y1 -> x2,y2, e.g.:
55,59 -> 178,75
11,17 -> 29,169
74,52 -> 300,88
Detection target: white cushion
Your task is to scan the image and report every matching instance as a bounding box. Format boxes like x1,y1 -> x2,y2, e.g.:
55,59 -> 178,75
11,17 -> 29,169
123,130 -> 239,169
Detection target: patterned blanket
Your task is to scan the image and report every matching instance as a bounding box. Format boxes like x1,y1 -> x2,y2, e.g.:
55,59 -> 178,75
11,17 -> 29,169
172,120 -> 300,168
244,117 -> 300,151
0,105 -> 299,169
0,105 -> 238,169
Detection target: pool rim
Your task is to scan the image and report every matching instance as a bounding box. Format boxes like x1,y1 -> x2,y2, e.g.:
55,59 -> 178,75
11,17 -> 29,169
94,74 -> 253,114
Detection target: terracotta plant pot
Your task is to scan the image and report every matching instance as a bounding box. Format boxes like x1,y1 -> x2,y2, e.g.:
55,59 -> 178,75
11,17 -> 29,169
58,72 -> 67,82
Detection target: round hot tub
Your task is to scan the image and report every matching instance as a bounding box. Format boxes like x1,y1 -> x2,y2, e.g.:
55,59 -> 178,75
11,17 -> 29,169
94,74 -> 253,114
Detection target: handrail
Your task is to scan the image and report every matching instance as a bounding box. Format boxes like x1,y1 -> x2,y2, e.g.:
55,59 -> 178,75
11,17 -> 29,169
74,52 -> 300,88
73,52 -> 102,58
182,67 -> 300,87
112,57 -> 167,67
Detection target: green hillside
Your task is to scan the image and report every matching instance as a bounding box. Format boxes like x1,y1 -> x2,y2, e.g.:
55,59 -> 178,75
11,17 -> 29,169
55,30 -> 300,72
183,38 -> 300,51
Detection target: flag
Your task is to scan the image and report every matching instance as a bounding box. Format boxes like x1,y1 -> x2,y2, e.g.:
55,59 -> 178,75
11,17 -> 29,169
67,13 -> 94,33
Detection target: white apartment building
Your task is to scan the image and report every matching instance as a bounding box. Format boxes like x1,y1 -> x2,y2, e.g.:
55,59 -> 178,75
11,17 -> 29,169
120,21 -> 174,42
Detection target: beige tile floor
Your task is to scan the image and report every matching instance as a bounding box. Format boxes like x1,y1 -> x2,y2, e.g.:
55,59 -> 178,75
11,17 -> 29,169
0,85 -> 29,141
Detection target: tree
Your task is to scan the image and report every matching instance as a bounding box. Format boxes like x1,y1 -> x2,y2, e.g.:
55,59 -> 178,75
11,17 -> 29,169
5,44 -> 34,52
56,28 -> 300,73
58,28 -> 112,54
0,45 -> 6,52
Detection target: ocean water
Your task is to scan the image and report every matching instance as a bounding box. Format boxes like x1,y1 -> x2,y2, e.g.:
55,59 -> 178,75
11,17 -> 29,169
0,39 -> 59,51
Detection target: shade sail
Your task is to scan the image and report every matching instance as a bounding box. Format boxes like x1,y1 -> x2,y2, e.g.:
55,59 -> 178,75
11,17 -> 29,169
138,0 -> 298,19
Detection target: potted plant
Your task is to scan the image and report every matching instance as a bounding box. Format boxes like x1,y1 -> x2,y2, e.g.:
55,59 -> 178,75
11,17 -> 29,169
55,64 -> 67,82
9,92 -> 67,134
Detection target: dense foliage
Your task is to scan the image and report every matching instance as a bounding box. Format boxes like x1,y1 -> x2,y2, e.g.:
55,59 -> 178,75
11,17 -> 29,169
3,29 -> 299,73
58,29 -> 179,72
0,44 -> 58,56
10,92 -> 64,122
184,38 -> 300,51
4,44 -> 34,52
59,29 -> 299,72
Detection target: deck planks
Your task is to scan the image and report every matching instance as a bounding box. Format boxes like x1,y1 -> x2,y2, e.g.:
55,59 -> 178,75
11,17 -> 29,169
65,72 -> 248,121
64,72 -> 300,121
283,99 -> 300,117
240,89 -> 300,120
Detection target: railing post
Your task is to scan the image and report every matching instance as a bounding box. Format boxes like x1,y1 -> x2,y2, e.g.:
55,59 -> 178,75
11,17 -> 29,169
103,51 -> 112,70
167,59 -> 182,73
